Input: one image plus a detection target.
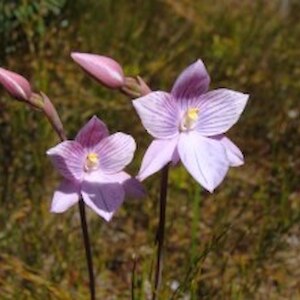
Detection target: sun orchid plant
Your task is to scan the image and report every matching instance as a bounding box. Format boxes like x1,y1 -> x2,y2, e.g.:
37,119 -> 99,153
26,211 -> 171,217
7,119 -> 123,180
0,53 -> 249,300
70,53 -> 249,299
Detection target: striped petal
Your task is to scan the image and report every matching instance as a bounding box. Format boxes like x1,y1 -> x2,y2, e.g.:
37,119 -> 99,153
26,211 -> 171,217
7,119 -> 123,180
137,138 -> 178,181
50,180 -> 80,213
211,135 -> 244,167
195,89 -> 249,136
93,132 -> 136,174
133,92 -> 180,139
75,116 -> 109,149
47,141 -> 85,181
81,171 -> 125,221
178,131 -> 229,192
171,60 -> 210,101
220,136 -> 244,167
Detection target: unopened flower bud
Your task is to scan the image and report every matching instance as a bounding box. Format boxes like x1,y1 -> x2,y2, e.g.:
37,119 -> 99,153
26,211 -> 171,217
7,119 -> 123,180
71,52 -> 125,89
40,92 -> 66,141
0,67 -> 32,101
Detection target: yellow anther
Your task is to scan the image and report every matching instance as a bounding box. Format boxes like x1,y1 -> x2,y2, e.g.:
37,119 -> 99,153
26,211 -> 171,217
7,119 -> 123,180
187,108 -> 199,121
85,152 -> 99,171
87,153 -> 98,164
180,107 -> 200,131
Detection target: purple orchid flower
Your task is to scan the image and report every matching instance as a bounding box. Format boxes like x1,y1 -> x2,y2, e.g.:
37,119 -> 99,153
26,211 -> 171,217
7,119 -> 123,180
47,116 -> 144,221
133,60 -> 249,192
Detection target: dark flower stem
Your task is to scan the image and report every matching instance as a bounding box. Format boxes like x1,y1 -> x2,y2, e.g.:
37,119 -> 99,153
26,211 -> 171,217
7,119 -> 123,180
153,164 -> 170,300
78,198 -> 96,300
131,254 -> 137,300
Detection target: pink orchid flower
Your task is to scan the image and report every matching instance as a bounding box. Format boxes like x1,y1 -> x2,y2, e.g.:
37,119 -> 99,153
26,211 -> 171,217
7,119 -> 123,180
47,116 -> 144,221
133,60 -> 249,192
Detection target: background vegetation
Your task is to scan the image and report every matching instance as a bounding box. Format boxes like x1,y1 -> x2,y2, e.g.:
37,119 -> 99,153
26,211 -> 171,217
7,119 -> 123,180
0,0 -> 300,299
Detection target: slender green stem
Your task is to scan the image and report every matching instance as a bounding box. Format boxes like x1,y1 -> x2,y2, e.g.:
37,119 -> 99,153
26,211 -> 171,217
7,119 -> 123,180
78,199 -> 96,300
153,164 -> 170,300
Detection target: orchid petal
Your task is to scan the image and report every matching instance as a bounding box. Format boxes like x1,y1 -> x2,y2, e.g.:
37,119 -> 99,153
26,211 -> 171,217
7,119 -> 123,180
178,132 -> 229,192
195,89 -> 249,136
51,180 -> 80,213
171,147 -> 180,166
81,172 -> 125,221
171,60 -> 210,100
137,138 -> 178,181
75,116 -> 109,149
112,171 -> 146,198
123,177 -> 146,199
211,135 -> 244,166
133,92 -> 179,139
220,136 -> 244,166
94,132 -> 136,174
47,141 -> 85,181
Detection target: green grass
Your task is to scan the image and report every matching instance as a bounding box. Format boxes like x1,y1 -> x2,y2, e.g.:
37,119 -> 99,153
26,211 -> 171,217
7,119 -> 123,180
1,0 -> 300,299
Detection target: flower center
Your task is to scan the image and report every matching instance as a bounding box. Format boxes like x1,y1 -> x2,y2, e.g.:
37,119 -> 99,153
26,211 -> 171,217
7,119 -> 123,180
180,107 -> 200,131
84,152 -> 99,172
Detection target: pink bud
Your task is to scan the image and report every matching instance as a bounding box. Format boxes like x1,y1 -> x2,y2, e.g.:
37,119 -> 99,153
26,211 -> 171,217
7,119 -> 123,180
71,52 -> 125,89
40,92 -> 66,142
0,67 -> 32,101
